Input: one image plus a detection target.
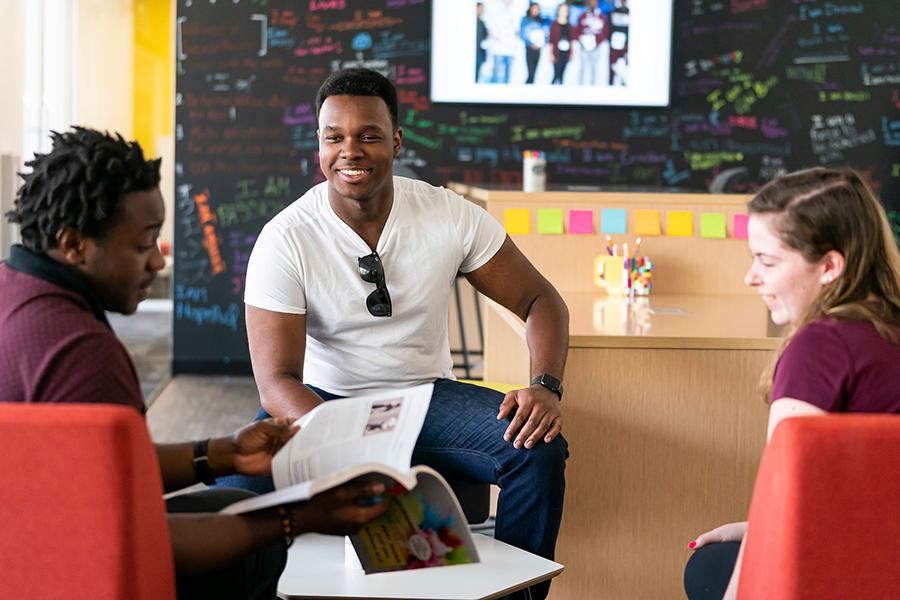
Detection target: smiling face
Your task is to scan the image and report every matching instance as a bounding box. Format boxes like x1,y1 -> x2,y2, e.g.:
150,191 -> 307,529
744,213 -> 827,326
77,188 -> 166,315
317,94 -> 402,213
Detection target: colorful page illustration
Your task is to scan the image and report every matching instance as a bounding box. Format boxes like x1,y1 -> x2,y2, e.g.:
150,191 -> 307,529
351,470 -> 479,573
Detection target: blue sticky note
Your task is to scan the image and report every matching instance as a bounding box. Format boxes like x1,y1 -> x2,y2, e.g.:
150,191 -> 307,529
601,208 -> 627,234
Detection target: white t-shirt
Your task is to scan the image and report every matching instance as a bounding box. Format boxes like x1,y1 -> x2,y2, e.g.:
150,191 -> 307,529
245,177 -> 506,396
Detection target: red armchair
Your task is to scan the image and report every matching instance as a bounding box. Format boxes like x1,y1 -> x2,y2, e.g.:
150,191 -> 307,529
0,403 -> 175,599
738,415 -> 900,599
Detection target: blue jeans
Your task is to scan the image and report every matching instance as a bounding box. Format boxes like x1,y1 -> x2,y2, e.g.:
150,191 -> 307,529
684,541 -> 741,600
216,379 -> 568,600
491,54 -> 513,83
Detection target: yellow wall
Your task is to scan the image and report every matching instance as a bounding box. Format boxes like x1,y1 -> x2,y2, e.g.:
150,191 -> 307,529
133,0 -> 175,247
133,0 -> 172,154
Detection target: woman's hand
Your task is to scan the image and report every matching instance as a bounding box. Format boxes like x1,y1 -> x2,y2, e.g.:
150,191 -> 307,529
688,521 -> 748,550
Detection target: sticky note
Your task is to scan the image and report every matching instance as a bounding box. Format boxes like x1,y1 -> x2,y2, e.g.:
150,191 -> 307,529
568,210 -> 594,234
633,209 -> 661,236
537,208 -> 565,234
733,213 -> 749,239
701,213 -> 727,239
504,209 -> 530,234
601,208 -> 627,234
667,210 -> 693,237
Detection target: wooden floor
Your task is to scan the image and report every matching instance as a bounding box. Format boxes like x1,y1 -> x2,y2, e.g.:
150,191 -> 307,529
146,375 -> 261,443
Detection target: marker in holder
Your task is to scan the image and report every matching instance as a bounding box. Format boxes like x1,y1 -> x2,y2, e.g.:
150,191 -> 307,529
523,150 -> 546,192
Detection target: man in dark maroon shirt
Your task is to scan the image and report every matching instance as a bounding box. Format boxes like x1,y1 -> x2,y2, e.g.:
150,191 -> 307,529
1,127 -> 388,599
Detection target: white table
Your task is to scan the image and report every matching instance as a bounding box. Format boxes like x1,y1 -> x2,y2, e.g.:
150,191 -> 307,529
277,533 -> 564,599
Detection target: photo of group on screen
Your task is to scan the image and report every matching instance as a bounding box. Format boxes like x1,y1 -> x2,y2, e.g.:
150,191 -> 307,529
475,0 -> 629,87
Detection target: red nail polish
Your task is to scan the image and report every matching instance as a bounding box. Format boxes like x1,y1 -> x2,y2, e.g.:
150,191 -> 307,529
688,541 -> 696,549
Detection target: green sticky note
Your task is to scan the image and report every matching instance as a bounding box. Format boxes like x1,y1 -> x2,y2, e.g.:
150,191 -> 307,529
504,209 -> 531,234
537,208 -> 565,234
700,213 -> 727,239
667,210 -> 693,237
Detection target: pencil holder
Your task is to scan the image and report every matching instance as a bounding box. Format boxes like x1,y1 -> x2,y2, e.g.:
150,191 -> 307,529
522,151 -> 546,192
594,254 -> 654,297
593,255 -> 627,296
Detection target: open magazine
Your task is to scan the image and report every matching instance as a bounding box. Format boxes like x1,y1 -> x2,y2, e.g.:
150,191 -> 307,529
220,383 -> 480,573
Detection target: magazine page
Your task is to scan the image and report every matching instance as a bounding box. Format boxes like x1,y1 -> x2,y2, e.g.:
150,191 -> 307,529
219,464 -> 419,516
272,383 -> 433,489
349,466 -> 480,573
218,480 -> 314,515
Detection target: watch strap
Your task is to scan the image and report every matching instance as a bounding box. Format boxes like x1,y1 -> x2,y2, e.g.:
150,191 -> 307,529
531,373 -> 563,399
192,439 -> 217,485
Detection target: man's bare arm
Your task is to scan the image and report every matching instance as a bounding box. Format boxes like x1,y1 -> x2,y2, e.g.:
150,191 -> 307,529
246,305 -> 324,419
170,481 -> 389,574
466,237 -> 569,448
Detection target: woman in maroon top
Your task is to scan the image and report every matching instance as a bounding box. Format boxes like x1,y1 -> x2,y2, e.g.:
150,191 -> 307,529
685,167 -> 900,600
548,3 -> 572,85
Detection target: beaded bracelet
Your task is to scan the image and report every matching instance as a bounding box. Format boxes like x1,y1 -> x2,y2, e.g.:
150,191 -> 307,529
277,506 -> 296,548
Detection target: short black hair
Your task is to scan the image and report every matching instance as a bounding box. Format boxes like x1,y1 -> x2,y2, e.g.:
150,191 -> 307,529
6,127 -> 161,253
315,68 -> 399,129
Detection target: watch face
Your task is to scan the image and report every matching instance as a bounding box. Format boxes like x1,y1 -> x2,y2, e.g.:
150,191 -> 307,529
533,374 -> 563,396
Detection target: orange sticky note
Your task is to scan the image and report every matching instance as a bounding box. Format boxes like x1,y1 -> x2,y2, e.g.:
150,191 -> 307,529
667,210 -> 693,237
633,209 -> 661,236
504,209 -> 531,234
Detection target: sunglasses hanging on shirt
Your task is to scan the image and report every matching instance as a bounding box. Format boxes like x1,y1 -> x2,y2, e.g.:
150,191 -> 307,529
357,252 -> 392,317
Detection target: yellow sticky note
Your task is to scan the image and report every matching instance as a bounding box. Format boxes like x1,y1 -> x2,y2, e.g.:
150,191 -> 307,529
504,209 -> 531,234
537,208 -> 564,234
633,209 -> 661,236
700,213 -> 727,239
667,210 -> 693,237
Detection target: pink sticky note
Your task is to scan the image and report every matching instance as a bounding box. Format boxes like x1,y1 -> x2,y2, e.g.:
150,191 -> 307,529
568,210 -> 594,234
733,213 -> 749,239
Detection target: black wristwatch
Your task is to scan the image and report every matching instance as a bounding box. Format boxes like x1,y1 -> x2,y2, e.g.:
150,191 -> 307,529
192,439 -> 217,485
531,373 -> 563,400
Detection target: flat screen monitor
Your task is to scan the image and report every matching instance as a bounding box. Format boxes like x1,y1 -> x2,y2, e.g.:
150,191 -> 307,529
431,0 -> 673,107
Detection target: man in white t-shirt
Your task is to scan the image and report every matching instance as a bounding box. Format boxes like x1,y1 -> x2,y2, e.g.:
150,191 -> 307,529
233,68 -> 569,600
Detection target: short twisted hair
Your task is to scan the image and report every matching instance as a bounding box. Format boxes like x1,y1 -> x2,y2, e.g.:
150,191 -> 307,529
6,127 -> 161,252
315,68 -> 398,129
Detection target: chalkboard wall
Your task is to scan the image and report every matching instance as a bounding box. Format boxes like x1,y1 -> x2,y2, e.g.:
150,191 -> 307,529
174,0 -> 900,374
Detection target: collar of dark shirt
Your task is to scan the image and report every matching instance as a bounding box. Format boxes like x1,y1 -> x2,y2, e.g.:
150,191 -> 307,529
6,244 -> 111,328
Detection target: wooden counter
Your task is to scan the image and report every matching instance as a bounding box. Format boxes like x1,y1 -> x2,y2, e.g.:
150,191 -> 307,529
449,183 -> 754,296
449,183 -> 782,599
485,292 -> 780,600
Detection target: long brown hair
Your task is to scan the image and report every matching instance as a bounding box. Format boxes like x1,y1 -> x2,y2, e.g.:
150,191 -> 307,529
749,167 -> 900,400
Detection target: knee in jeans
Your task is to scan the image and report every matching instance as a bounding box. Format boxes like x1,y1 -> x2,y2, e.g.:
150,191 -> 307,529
520,433 -> 568,475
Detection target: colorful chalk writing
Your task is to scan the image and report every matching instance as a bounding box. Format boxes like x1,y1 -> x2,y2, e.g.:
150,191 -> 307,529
175,0 -> 898,373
